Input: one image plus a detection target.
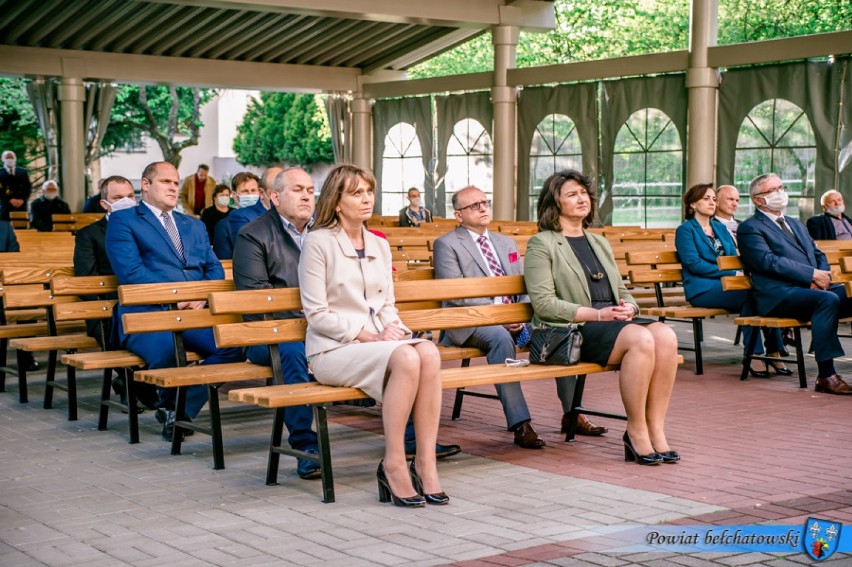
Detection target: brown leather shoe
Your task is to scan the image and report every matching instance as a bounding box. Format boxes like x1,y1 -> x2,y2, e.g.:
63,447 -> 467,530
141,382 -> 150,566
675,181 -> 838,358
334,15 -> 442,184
560,413 -> 608,436
815,374 -> 852,395
513,421 -> 546,449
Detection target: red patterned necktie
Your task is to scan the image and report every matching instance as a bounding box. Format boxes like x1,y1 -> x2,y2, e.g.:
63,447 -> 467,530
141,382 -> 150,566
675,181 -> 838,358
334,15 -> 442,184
477,235 -> 511,304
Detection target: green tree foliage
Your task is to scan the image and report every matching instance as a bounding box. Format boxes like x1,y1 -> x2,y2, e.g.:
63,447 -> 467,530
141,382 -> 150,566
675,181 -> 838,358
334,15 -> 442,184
103,85 -> 216,168
409,0 -> 851,79
232,92 -> 333,169
0,78 -> 45,180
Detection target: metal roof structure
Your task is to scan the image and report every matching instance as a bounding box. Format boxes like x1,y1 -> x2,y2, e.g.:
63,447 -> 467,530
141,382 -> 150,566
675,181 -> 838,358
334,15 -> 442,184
0,0 -> 555,91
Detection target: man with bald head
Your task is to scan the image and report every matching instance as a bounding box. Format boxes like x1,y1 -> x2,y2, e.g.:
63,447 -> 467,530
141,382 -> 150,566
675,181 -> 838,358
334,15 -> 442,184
106,161 -> 244,441
738,172 -> 852,395
714,184 -> 741,239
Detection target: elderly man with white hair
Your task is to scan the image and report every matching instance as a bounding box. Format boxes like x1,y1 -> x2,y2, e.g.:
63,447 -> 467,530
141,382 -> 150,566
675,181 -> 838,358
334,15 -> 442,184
0,150 -> 33,221
30,180 -> 71,232
806,189 -> 852,241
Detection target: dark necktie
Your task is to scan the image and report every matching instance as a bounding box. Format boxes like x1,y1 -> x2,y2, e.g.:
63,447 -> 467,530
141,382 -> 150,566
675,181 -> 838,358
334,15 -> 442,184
776,217 -> 795,241
161,212 -> 185,262
476,235 -> 511,304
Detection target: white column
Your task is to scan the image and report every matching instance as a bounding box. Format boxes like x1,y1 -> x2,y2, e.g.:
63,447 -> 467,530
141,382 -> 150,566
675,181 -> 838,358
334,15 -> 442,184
686,0 -> 720,189
351,93 -> 372,170
58,77 -> 86,211
491,25 -> 519,221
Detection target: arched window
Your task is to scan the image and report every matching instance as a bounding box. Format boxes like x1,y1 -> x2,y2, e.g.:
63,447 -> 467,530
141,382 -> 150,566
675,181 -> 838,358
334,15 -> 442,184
381,122 -> 424,215
528,113 -> 583,220
611,108 -> 683,228
444,118 -> 493,214
734,99 -> 816,219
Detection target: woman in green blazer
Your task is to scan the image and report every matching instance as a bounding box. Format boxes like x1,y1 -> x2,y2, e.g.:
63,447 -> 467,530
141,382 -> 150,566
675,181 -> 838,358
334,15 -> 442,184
524,169 -> 680,465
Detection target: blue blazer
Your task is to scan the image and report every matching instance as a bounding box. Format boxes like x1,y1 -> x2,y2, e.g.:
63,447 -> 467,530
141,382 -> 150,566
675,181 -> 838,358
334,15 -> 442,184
0,220 -> 19,252
106,204 -> 224,343
736,212 -> 827,314
227,200 -> 266,248
675,217 -> 739,301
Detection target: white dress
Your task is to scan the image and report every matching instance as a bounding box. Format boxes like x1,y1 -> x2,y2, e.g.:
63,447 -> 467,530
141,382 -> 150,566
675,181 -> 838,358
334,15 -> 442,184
298,226 -> 424,401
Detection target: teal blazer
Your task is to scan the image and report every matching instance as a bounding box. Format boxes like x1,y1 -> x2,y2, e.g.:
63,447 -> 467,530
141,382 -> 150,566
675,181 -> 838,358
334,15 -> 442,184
524,229 -> 637,327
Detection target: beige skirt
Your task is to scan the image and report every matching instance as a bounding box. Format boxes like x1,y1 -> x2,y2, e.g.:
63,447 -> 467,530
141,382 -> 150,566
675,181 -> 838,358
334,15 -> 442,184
308,339 -> 427,401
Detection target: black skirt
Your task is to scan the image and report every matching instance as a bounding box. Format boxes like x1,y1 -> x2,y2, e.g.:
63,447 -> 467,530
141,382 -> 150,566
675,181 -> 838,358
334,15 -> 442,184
579,318 -> 656,366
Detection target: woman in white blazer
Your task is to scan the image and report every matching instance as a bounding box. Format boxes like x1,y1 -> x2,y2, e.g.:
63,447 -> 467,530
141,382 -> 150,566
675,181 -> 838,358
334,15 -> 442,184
299,164 -> 446,508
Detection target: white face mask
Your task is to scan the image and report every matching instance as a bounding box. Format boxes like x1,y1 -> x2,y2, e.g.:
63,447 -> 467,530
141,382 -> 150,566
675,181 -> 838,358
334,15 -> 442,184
107,196 -> 136,214
410,197 -> 422,207
238,195 -> 259,208
827,204 -> 845,216
44,192 -> 58,201
3,158 -> 15,169
762,190 -> 788,212
216,195 -> 231,207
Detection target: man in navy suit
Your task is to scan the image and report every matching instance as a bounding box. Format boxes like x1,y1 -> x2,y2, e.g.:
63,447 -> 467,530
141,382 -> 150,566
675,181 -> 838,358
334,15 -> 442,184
806,190 -> 852,241
106,162 -> 244,441
737,173 -> 852,395
0,150 -> 32,221
0,220 -> 19,252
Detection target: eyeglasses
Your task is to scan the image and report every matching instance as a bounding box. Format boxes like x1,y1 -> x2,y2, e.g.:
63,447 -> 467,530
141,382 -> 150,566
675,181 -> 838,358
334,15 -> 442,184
755,185 -> 786,197
455,199 -> 492,212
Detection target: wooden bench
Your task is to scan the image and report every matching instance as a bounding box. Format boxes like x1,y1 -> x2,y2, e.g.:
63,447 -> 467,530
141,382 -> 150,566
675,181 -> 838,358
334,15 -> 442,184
9,211 -> 28,229
627,249 -> 731,375
718,256 -> 809,388
51,213 -> 104,232
217,276 -> 644,503
121,280 -> 241,464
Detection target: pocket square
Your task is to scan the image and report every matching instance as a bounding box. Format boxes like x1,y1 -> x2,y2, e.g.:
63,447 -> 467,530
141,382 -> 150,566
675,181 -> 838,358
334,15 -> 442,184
508,252 -> 519,263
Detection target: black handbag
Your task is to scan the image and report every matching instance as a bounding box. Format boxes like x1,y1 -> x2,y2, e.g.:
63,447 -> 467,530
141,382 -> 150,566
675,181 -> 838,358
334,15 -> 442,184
528,324 -> 582,365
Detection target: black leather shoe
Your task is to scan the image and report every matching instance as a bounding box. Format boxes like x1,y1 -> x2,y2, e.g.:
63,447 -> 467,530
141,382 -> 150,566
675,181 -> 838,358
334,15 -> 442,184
404,442 -> 461,460
658,450 -> 681,463
159,409 -> 193,442
623,432 -> 662,465
377,461 -> 425,507
767,361 -> 793,376
513,421 -> 546,449
409,461 -> 449,505
297,448 -> 322,480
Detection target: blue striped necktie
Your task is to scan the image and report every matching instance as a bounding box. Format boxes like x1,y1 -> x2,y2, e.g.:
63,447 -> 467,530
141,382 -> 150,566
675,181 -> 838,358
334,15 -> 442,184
161,212 -> 185,262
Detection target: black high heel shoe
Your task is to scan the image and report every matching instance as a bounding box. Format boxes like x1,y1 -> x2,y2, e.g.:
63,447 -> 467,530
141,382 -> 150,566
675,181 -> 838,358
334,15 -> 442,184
657,450 -> 680,463
767,360 -> 793,376
622,432 -> 662,465
748,364 -> 771,378
409,461 -> 449,505
377,461 -> 425,507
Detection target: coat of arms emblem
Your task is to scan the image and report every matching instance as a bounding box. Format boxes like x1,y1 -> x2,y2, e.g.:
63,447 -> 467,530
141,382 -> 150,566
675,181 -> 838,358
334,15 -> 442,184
804,517 -> 841,561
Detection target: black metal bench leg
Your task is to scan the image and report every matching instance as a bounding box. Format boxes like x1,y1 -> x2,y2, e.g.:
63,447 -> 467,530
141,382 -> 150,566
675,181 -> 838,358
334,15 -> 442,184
98,368 -> 111,431
451,358 -> 471,420
733,326 -> 741,346
740,326 -> 759,381
208,384 -> 225,470
125,368 -> 139,444
315,405 -> 335,503
171,387 -> 186,456
693,319 -> 704,375
564,374 -> 587,442
0,337 -> 7,392
794,328 -> 807,389
265,407 -> 286,485
46,349 -> 57,390
67,363 -> 77,421
44,357 -> 56,409
16,349 -> 27,403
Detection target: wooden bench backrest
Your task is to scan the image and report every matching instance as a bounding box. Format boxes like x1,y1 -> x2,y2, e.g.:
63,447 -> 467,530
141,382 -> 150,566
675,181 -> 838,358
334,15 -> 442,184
1,266 -> 74,285
2,287 -> 79,309
123,309 -> 243,335
118,280 -> 235,305
50,275 -> 120,322
119,280 -> 240,335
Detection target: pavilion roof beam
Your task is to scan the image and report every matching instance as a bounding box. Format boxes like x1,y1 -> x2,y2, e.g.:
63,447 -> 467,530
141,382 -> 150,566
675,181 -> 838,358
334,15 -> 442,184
298,20 -> 387,66
150,9 -> 225,56
181,10 -> 249,57
27,1 -> 90,45
261,17 -> 343,63
141,0 -> 555,30
0,45 -> 360,92
89,3 -> 162,51
707,30 -> 852,68
323,23 -> 415,67
132,7 -> 207,54
63,2 -> 139,51
216,16 -> 288,60
4,0 -> 64,43
113,4 -> 187,53
361,27 -> 470,73
373,28 -> 485,71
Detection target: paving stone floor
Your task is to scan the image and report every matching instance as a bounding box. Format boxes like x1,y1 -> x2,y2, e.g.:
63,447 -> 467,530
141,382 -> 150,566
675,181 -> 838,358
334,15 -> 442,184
1,316 -> 850,566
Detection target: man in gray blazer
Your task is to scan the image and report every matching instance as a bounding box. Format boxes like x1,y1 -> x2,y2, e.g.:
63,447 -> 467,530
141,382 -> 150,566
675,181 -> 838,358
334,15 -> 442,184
433,186 -> 607,448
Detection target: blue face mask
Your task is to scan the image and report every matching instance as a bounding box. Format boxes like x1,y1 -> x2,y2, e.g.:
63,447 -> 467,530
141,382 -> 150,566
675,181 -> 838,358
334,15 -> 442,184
238,195 -> 259,208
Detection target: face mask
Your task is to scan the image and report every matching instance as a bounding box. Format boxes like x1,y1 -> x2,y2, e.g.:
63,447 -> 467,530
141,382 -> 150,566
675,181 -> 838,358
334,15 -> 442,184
827,204 -> 845,216
216,195 -> 231,207
239,195 -> 259,208
762,190 -> 788,212
44,192 -> 57,201
410,197 -> 422,207
3,158 -> 15,169
108,196 -> 136,213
